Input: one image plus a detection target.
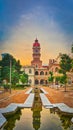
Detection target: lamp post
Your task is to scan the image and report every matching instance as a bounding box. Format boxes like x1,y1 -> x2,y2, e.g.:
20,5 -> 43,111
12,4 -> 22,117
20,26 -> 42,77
10,59 -> 12,93
0,66 -> 2,84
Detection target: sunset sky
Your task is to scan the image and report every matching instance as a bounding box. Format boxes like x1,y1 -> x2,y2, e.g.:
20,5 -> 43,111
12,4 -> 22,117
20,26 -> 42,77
0,0 -> 73,65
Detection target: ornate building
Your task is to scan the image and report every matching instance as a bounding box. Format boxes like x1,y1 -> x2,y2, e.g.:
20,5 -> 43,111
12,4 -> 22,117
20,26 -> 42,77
24,39 -> 62,86
31,39 -> 49,85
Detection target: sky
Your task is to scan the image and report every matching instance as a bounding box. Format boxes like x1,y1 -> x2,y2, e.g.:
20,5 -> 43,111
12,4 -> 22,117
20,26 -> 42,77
0,0 -> 73,65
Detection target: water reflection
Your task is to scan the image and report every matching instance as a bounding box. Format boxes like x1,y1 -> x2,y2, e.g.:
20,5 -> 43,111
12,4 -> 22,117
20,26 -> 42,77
31,87 -> 42,130
57,112 -> 73,130
4,109 -> 22,130
49,108 -> 73,130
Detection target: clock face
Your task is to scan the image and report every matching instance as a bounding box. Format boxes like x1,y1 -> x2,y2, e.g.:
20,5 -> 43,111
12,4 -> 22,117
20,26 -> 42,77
35,49 -> 38,52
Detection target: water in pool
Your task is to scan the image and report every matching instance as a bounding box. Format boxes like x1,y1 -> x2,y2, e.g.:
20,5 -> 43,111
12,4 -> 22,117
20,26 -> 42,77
2,88 -> 73,130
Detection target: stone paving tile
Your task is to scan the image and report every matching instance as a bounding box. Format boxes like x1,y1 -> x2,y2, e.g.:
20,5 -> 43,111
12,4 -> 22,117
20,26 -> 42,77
23,93 -> 34,108
0,103 -> 18,114
40,93 -> 53,108
54,103 -> 73,113
40,88 -> 48,94
0,113 -> 6,128
25,88 -> 33,94
15,103 -> 25,108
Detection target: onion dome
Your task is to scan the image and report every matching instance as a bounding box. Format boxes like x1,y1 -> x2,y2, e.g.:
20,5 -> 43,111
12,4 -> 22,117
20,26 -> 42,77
33,38 -> 40,47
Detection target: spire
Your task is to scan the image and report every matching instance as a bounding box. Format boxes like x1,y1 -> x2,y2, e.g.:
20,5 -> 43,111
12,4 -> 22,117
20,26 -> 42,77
35,38 -> 38,43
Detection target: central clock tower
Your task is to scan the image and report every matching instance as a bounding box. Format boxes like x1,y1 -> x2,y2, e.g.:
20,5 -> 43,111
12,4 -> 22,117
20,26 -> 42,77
31,39 -> 42,68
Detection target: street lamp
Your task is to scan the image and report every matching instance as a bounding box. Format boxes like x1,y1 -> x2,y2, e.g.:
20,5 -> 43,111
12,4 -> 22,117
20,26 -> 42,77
0,66 -> 2,84
10,59 -> 12,93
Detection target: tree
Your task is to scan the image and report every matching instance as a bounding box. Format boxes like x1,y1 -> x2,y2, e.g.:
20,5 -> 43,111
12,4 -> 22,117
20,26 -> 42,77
48,71 -> 54,85
55,75 -> 60,83
2,66 -> 10,82
20,73 -> 28,84
15,60 -> 21,73
1,53 -> 16,67
59,54 -> 72,91
71,44 -> 73,53
60,75 -> 67,86
11,71 -> 19,85
0,53 -> 22,86
54,76 -> 60,89
71,44 -> 73,72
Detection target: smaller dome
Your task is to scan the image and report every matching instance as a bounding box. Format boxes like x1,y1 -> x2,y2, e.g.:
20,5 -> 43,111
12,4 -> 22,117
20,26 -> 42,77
33,38 -> 40,47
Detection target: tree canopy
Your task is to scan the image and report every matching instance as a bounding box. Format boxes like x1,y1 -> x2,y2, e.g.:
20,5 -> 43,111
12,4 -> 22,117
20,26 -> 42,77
48,71 -> 54,84
60,54 -> 72,74
59,54 -> 72,91
20,73 -> 28,84
71,44 -> 73,53
0,53 -> 22,84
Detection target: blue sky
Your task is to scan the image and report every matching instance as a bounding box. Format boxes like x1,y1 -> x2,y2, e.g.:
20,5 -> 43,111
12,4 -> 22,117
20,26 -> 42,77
0,0 -> 73,65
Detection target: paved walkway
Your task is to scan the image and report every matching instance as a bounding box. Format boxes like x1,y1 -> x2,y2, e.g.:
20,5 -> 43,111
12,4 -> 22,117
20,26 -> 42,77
40,88 -> 48,94
25,88 -> 33,94
53,103 -> 73,113
23,93 -> 34,108
0,91 -> 22,103
40,93 -> 73,114
40,93 -> 53,108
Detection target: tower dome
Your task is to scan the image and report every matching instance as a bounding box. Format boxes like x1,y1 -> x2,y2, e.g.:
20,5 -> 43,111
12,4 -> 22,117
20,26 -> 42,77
33,38 -> 40,47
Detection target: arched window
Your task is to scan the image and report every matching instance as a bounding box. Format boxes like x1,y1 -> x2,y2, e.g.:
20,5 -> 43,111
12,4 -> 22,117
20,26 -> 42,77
29,69 -> 32,73
36,64 -> 38,68
35,71 -> 39,75
40,79 -> 44,84
45,72 -> 48,75
35,79 -> 39,84
45,80 -> 48,84
40,71 -> 44,75
29,79 -> 32,84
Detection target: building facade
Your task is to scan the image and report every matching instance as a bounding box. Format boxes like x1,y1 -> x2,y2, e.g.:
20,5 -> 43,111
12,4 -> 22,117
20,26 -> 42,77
24,39 -> 50,86
24,39 -> 73,86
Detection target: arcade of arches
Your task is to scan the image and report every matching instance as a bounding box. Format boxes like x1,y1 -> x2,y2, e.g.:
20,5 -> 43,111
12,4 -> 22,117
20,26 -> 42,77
35,70 -> 48,85
35,79 -> 48,85
35,71 -> 48,75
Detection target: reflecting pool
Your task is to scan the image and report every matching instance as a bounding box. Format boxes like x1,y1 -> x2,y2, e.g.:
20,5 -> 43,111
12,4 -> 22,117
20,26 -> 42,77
2,88 -> 73,130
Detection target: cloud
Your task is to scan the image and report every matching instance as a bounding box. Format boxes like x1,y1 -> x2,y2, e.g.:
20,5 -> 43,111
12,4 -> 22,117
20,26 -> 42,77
2,6 -> 70,65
